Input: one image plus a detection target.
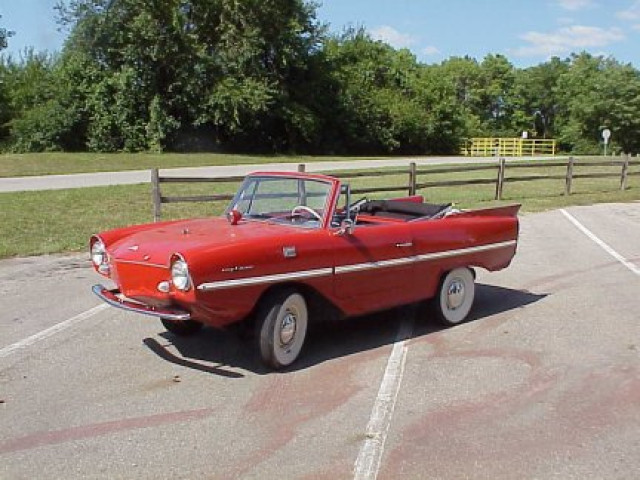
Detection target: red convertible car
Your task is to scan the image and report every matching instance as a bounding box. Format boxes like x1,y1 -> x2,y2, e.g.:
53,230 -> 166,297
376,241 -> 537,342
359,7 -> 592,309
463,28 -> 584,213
91,171 -> 519,368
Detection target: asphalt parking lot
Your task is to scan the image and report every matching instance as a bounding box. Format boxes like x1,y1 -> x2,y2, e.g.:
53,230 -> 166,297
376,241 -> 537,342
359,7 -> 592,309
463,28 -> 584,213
1,203 -> 639,479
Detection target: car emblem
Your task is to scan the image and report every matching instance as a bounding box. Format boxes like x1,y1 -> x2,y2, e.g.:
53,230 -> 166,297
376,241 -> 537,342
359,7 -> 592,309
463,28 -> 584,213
282,246 -> 297,258
221,265 -> 255,273
128,245 -> 139,251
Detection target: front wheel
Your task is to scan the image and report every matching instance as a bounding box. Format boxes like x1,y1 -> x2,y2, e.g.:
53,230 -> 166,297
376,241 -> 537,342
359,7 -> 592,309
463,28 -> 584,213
255,288 -> 308,369
433,267 -> 475,326
161,318 -> 203,336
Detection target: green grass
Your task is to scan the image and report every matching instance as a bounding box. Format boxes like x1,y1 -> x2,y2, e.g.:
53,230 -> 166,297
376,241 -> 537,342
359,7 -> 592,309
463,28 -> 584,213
1,160 -> 638,258
0,152 -> 384,178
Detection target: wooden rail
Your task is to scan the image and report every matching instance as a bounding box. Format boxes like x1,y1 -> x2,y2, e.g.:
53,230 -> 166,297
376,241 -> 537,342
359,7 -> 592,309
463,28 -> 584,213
150,154 -> 638,221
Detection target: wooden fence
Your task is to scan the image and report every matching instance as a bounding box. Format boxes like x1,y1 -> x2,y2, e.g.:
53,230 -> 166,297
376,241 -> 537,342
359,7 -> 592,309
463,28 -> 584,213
151,154 -> 638,221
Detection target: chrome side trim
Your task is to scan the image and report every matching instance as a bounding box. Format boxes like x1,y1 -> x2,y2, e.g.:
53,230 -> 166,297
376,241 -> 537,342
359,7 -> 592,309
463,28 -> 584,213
414,240 -> 517,263
115,259 -> 168,269
335,256 -> 414,275
196,240 -> 516,289
92,284 -> 190,321
335,240 -> 517,275
197,267 -> 334,291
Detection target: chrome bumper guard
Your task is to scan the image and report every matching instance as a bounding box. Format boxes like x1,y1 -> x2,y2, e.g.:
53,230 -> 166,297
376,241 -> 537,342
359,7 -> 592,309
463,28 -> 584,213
92,284 -> 191,321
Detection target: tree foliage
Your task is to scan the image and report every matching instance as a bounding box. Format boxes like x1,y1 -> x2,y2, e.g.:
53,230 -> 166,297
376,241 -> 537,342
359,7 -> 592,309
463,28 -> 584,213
1,3 -> 639,154
554,53 -> 640,154
0,15 -> 14,52
0,15 -> 15,144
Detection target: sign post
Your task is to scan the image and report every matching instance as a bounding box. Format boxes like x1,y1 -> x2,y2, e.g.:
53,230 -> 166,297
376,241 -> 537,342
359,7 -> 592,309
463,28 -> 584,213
602,128 -> 611,156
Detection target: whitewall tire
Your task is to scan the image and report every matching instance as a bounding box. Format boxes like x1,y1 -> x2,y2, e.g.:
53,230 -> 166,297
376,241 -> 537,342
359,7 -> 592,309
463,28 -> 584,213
434,267 -> 475,326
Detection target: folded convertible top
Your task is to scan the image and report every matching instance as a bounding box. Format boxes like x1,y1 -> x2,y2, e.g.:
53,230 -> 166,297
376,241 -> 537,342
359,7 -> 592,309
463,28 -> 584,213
358,200 -> 452,220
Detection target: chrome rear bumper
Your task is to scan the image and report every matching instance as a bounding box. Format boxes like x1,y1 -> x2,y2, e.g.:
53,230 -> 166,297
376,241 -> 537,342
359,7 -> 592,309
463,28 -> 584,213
92,284 -> 191,321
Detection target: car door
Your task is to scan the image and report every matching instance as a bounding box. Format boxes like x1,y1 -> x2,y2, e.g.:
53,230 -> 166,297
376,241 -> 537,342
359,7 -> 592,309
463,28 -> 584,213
330,222 -> 418,316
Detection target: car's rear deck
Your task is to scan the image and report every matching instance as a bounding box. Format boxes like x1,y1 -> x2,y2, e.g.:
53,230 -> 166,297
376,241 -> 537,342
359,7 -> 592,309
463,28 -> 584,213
357,199 -> 452,222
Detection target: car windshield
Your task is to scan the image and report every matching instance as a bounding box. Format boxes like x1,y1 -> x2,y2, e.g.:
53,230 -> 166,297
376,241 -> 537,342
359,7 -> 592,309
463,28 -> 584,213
227,176 -> 333,228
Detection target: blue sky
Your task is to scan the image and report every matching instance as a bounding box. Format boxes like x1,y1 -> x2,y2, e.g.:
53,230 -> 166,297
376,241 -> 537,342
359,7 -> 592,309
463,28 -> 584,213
2,0 -> 640,67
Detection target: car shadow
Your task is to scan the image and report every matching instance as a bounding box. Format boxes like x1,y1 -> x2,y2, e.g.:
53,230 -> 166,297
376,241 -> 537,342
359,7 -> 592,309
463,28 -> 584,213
142,283 -> 547,377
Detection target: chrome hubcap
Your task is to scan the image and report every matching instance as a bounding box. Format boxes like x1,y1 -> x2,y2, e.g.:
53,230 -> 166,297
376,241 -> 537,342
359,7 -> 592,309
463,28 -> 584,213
446,279 -> 465,310
280,311 -> 297,345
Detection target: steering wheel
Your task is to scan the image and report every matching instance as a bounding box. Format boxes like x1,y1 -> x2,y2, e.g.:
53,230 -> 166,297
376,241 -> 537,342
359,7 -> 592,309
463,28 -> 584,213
291,205 -> 322,222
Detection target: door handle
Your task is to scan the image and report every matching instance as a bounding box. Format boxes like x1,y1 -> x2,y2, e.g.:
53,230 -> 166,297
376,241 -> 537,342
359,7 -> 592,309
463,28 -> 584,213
395,242 -> 413,248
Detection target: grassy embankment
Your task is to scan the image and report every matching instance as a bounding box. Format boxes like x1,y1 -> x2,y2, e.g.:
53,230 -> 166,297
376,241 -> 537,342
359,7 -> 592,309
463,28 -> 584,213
1,156 -> 638,258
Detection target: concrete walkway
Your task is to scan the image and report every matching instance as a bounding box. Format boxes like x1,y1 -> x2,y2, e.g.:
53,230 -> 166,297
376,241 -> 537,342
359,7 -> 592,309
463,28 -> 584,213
0,156 -> 564,192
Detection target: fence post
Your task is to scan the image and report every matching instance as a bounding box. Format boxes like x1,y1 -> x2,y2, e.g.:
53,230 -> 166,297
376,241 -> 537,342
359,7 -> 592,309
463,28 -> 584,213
621,153 -> 629,190
565,156 -> 574,196
151,168 -> 162,222
408,162 -> 417,196
499,157 -> 506,200
495,157 -> 506,200
297,163 -> 306,173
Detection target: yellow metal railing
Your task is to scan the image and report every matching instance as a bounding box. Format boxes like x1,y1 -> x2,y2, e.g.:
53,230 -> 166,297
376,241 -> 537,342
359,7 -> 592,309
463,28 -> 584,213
462,138 -> 556,157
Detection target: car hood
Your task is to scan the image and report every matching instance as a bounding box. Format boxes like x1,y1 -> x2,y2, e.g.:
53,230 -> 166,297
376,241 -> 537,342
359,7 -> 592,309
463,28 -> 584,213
109,217 -> 311,266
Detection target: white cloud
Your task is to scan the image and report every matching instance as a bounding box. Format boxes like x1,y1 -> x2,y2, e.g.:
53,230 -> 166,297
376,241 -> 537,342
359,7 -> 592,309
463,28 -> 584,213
556,0 -> 595,11
422,45 -> 440,55
616,1 -> 640,21
370,26 -> 416,48
511,25 -> 624,57
557,17 -> 576,25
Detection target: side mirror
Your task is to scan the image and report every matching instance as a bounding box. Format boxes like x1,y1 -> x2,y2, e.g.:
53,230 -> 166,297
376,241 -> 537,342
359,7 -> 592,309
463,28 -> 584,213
336,218 -> 355,236
227,209 -> 242,225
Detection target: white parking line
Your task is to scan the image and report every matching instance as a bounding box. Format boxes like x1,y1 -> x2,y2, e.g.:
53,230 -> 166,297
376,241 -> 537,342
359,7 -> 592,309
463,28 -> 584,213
561,209 -> 640,277
353,316 -> 415,480
0,304 -> 108,358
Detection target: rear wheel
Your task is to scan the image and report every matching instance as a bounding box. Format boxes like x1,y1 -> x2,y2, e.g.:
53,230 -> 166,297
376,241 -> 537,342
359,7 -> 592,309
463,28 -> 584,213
256,288 -> 308,369
161,318 -> 203,336
433,267 -> 475,326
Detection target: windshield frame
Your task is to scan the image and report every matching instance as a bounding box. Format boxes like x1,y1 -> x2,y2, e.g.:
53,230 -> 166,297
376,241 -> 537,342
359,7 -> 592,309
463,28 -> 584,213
226,172 -> 341,230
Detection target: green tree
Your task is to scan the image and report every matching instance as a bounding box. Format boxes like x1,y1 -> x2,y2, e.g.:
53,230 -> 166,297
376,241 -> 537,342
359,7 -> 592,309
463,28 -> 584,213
0,15 -> 13,52
477,54 -> 516,136
0,62 -> 10,145
0,15 -> 15,145
435,55 -> 518,138
555,53 -> 640,154
436,56 -> 484,137
322,29 -> 464,154
511,57 -> 568,139
3,48 -> 96,152
4,3 -> 640,155
53,0 -> 326,152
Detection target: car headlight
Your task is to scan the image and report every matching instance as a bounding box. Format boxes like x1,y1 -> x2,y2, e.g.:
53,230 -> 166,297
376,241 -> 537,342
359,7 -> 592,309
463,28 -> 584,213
171,256 -> 191,291
91,238 -> 107,267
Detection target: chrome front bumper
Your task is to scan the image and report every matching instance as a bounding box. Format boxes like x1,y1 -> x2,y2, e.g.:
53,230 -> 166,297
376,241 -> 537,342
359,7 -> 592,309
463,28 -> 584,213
92,284 -> 191,321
